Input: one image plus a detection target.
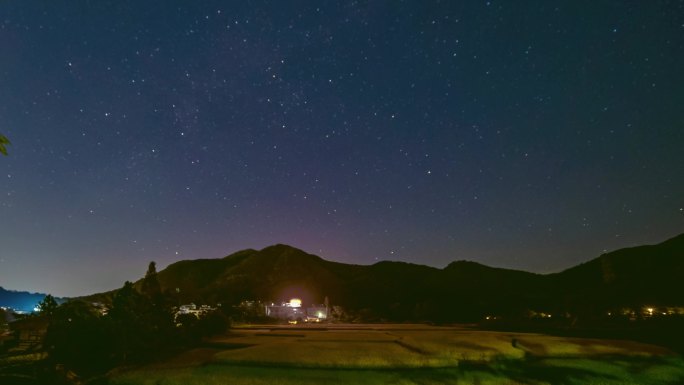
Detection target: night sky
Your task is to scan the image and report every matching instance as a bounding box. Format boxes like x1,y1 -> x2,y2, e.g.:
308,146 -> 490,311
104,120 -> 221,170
1,1 -> 683,297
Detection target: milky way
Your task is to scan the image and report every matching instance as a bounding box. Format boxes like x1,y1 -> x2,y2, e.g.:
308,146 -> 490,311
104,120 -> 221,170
1,1 -> 683,296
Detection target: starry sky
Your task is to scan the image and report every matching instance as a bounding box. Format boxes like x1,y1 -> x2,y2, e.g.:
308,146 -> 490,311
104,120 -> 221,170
1,1 -> 683,297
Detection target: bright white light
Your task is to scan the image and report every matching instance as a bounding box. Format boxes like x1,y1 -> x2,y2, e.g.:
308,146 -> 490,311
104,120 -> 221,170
289,298 -> 302,308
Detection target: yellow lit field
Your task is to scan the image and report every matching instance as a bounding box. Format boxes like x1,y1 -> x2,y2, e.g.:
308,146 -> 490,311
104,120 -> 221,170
110,324 -> 684,385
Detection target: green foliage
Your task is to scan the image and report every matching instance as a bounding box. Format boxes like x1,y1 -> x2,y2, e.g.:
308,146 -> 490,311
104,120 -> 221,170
108,281 -> 175,363
176,310 -> 231,343
39,257 -> 235,379
44,300 -> 114,373
175,313 -> 204,344
43,280 -> 178,374
197,310 -> 230,336
37,294 -> 59,317
141,261 -> 162,301
0,134 -> 9,156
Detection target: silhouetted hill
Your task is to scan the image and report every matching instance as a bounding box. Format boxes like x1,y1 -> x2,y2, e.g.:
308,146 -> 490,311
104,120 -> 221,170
550,233 -> 684,310
140,245 -> 354,306
91,233 -> 683,322
440,261 -> 552,316
0,287 -> 49,313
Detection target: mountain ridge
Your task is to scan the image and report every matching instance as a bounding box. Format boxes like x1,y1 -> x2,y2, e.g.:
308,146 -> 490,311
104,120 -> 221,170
0,286 -> 52,313
129,233 -> 684,321
5,233 -> 683,320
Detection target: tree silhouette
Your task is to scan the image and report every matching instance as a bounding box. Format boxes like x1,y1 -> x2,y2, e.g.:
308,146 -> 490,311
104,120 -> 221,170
141,261 -> 162,305
37,294 -> 59,317
108,281 -> 155,362
0,134 -> 9,156
44,300 -> 113,373
108,278 -> 175,363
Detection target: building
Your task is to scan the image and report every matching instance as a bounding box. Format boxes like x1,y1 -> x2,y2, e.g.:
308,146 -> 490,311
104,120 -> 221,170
306,305 -> 328,321
264,298 -> 307,321
175,303 -> 216,320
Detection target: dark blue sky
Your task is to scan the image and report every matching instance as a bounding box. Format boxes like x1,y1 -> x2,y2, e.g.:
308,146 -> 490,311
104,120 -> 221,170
1,1 -> 683,297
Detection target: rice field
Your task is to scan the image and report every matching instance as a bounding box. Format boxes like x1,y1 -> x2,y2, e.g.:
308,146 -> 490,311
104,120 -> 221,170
110,324 -> 684,385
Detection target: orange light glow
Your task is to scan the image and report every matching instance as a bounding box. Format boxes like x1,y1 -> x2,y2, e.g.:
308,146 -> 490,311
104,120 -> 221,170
289,298 -> 302,308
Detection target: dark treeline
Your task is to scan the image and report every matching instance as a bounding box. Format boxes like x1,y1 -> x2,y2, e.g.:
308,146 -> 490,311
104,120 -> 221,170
40,262 -> 230,379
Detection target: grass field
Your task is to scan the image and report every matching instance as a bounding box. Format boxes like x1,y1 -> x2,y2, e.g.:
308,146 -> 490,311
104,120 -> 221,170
110,324 -> 684,385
